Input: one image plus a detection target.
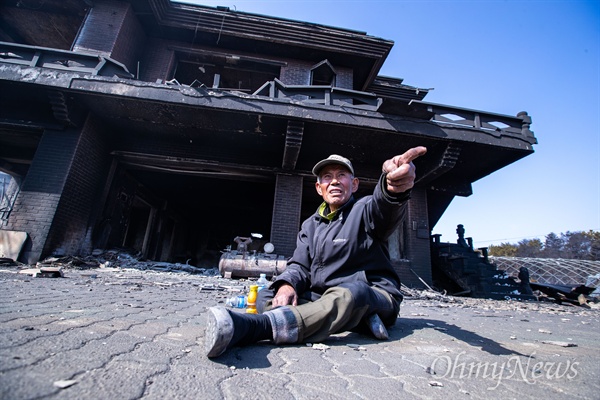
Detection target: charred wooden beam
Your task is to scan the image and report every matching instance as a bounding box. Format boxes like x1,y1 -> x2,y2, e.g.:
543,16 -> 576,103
147,0 -> 392,59
282,120 -> 303,170
112,151 -> 276,180
111,151 -> 381,185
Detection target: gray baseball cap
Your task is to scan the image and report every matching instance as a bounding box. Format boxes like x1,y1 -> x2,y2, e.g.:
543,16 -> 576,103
312,154 -> 355,176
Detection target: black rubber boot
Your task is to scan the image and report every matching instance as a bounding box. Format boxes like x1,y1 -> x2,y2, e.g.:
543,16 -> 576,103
205,307 -> 273,358
365,313 -> 389,340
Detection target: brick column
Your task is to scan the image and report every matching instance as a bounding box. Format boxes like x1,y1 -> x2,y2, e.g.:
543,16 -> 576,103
72,0 -> 145,74
270,174 -> 303,257
402,187 -> 432,287
4,115 -> 109,263
4,129 -> 80,263
44,115 -> 109,257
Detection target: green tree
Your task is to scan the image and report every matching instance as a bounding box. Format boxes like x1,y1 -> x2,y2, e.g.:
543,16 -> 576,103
543,232 -> 562,258
486,230 -> 600,259
516,238 -> 543,258
488,242 -> 518,257
588,230 -> 600,261
562,231 -> 589,260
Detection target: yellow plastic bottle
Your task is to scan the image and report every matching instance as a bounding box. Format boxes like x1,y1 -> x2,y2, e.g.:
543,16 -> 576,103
246,285 -> 258,314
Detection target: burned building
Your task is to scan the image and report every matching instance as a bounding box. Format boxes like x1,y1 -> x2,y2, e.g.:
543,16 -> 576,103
0,0 -> 536,286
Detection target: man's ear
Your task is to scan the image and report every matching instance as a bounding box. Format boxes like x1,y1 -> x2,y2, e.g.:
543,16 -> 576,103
315,181 -> 323,196
351,177 -> 359,193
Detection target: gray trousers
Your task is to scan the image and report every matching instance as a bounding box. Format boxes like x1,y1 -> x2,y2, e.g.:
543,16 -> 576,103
257,282 -> 401,344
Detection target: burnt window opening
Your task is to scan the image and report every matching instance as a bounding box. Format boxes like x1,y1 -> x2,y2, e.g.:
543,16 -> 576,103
173,55 -> 281,93
122,196 -> 156,258
0,172 -> 12,204
310,59 -> 337,86
0,172 -> 20,227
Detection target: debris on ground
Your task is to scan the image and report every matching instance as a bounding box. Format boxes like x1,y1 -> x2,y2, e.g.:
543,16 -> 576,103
346,344 -> 366,351
310,343 -> 330,351
530,282 -> 596,306
542,340 -> 578,347
400,284 -> 461,303
401,280 -> 598,308
0,257 -> 20,267
53,380 -> 77,389
1,249 -> 597,316
18,267 -> 63,278
26,249 -> 222,276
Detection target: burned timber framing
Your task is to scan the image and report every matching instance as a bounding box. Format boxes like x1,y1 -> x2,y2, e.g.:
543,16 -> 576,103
0,0 -> 536,288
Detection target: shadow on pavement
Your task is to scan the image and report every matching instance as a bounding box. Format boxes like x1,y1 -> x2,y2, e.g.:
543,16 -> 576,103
204,315 -> 528,370
393,317 -> 529,356
206,343 -> 275,369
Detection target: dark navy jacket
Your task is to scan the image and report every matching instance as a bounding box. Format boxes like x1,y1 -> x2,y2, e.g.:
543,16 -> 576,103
274,173 -> 408,300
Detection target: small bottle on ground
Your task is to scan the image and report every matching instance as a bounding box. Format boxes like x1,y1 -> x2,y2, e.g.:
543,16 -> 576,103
225,295 -> 247,308
257,273 -> 268,291
246,285 -> 258,314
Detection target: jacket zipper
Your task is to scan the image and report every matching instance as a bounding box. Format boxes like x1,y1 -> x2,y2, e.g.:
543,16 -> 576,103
315,218 -> 335,268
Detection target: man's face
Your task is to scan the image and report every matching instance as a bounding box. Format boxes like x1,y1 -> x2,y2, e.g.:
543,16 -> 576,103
315,165 -> 359,212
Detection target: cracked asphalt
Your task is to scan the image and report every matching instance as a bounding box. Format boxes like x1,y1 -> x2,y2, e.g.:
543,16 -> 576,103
1,266 -> 598,399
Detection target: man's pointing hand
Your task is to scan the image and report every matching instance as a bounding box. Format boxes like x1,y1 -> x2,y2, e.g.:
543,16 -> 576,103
382,146 -> 427,194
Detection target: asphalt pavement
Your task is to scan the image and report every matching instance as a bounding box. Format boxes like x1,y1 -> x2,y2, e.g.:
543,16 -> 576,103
0,264 -> 598,400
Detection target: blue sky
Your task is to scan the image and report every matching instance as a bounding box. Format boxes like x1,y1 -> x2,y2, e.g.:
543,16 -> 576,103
180,0 -> 600,247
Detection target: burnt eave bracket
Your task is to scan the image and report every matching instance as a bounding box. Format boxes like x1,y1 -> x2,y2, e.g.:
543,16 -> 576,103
416,142 -> 461,185
282,120 -> 304,170
47,90 -> 72,127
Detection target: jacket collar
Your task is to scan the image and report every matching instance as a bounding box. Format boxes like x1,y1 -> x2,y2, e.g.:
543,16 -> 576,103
317,196 -> 355,221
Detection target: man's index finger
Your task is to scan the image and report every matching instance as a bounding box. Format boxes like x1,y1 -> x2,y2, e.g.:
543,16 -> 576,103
398,146 -> 427,164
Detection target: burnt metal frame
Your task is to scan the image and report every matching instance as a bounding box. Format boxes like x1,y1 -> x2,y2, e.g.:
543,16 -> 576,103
0,41 -> 133,79
254,78 -> 382,111
411,100 -> 536,144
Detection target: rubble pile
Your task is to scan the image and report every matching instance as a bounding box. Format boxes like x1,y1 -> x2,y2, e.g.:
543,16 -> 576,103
401,281 -> 599,311
400,284 -> 462,304
1,249 -> 597,313
34,249 -> 221,276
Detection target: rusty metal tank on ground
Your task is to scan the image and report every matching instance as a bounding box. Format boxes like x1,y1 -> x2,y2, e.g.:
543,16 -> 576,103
218,251 -> 287,279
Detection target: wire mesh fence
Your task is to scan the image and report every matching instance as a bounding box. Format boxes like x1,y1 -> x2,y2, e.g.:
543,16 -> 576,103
490,256 -> 600,286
